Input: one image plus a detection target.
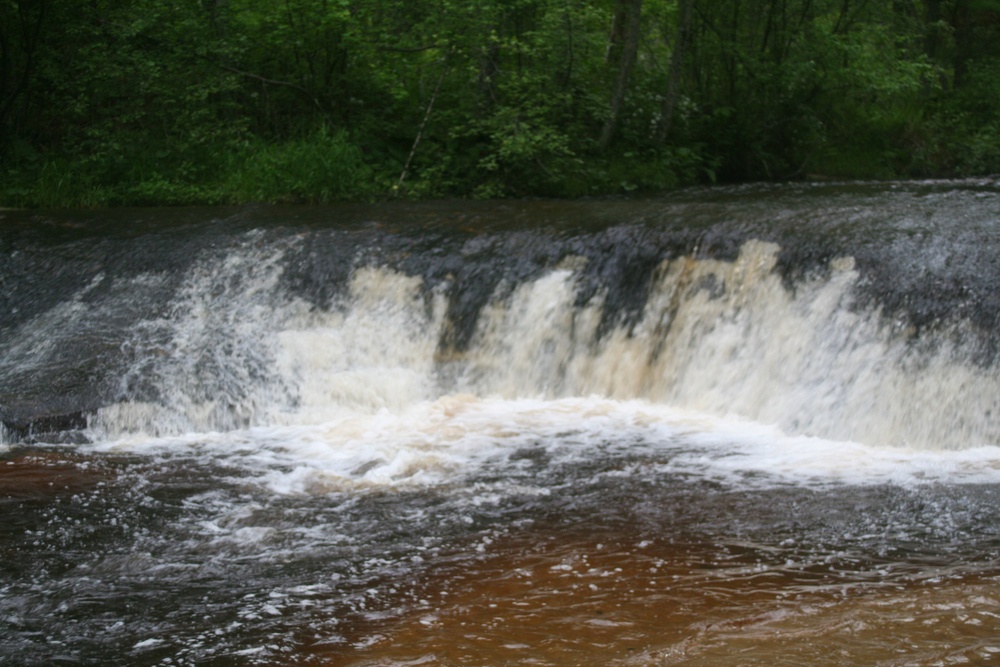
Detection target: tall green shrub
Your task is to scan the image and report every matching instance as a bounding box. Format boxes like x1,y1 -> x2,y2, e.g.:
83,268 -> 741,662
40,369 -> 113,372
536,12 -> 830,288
224,126 -> 375,203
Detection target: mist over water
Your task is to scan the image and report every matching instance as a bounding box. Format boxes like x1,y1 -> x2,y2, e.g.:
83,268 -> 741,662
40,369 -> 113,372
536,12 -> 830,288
3,182 -> 1000,665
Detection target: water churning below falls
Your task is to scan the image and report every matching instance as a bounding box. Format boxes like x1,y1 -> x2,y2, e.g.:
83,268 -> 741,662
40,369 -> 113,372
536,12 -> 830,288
2,181 -> 1000,665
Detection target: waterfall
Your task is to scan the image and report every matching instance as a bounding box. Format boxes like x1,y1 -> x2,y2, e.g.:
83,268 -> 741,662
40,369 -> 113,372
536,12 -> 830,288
2,183 -> 1000,450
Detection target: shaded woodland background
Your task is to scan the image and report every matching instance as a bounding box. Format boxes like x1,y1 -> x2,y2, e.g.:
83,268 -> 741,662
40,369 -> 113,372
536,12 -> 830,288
2,0 -> 999,206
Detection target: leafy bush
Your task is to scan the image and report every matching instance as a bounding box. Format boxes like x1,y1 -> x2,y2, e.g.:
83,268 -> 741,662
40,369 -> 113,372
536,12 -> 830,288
223,126 -> 376,203
923,58 -> 1000,176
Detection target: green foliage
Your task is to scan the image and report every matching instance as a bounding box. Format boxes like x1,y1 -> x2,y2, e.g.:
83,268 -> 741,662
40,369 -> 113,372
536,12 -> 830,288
920,57 -> 1000,176
4,0 -> 1000,207
555,145 -> 716,198
223,126 -> 376,203
798,6 -> 940,178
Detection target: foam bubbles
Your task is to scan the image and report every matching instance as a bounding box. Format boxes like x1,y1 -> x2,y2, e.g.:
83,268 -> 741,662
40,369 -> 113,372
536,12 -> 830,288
87,395 -> 1000,496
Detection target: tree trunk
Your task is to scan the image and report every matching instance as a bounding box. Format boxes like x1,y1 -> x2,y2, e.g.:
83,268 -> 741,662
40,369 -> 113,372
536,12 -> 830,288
656,0 -> 693,144
0,0 -> 46,151
922,0 -> 942,60
606,0 -> 628,64
599,0 -> 642,151
951,0 -> 972,88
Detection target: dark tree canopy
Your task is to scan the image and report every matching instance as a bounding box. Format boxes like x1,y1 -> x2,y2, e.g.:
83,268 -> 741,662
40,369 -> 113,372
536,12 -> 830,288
1,0 -> 999,206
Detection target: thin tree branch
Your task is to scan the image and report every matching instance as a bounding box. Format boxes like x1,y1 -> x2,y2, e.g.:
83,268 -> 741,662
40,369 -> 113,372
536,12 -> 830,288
395,55 -> 450,196
367,42 -> 449,53
215,62 -> 323,110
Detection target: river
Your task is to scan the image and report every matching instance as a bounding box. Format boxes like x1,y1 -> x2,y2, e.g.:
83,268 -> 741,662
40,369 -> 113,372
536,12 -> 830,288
2,181 -> 1000,665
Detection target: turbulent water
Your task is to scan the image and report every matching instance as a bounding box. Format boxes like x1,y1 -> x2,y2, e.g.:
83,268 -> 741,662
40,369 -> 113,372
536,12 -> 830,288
2,182 -> 1000,666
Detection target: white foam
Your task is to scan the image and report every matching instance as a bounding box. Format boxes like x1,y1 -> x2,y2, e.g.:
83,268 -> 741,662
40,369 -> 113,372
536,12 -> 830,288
87,395 -> 1000,494
86,238 -> 1000,468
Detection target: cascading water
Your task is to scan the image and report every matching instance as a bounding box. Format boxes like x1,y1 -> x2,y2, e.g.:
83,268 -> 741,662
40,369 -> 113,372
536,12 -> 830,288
2,183 -> 1000,666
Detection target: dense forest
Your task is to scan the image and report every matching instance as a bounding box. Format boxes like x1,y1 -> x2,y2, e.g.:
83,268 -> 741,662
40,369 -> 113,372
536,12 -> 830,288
1,0 -> 999,206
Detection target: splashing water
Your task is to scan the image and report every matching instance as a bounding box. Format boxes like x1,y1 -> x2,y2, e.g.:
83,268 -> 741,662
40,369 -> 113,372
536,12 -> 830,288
3,184 -> 1000,665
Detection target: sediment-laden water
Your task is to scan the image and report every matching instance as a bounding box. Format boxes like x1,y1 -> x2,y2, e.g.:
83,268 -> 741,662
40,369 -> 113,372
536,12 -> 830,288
2,181 -> 1000,665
